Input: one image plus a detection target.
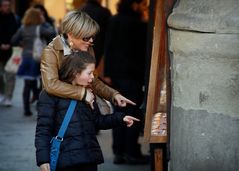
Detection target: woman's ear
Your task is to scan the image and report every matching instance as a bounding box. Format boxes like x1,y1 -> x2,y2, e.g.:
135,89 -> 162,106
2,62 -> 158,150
71,72 -> 78,85
67,32 -> 73,40
67,33 -> 74,48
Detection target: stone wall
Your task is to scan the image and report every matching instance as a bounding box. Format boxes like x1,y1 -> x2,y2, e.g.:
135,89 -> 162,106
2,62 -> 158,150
167,0 -> 239,170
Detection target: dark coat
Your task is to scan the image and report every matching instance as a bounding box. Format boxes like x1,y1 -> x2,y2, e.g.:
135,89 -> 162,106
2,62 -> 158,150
80,0 -> 112,66
0,12 -> 18,63
35,90 -> 125,169
104,11 -> 147,84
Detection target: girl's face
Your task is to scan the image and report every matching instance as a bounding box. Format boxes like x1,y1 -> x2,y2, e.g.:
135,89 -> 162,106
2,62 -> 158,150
72,63 -> 95,87
67,33 -> 94,52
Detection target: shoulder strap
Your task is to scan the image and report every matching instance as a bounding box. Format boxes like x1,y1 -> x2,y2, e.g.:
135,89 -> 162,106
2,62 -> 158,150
36,25 -> 40,37
56,100 -> 77,139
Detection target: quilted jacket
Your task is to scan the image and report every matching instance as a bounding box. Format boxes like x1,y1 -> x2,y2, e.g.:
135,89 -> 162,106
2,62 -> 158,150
35,90 -> 125,168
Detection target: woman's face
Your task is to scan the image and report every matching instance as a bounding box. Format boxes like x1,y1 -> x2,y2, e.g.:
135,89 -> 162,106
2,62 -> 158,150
67,33 -> 94,52
73,63 -> 95,87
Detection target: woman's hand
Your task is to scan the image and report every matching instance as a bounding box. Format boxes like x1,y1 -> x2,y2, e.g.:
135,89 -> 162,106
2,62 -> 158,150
123,116 -> 140,127
114,94 -> 136,107
85,88 -> 95,109
40,163 -> 50,171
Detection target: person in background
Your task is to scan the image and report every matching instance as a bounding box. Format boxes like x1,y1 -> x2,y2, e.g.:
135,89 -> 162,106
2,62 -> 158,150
33,4 -> 57,43
32,4 -> 57,102
40,10 -> 135,118
35,51 -> 140,171
104,0 -> 149,164
34,4 -> 55,27
11,7 -> 55,116
80,0 -> 112,67
80,0 -> 113,134
0,0 -> 18,106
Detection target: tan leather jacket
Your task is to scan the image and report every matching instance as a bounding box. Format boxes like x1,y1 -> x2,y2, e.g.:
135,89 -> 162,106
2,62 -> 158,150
40,35 -> 119,101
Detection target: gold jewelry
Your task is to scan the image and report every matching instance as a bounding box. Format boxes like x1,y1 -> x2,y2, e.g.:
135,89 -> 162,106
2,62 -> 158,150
69,41 -> 73,47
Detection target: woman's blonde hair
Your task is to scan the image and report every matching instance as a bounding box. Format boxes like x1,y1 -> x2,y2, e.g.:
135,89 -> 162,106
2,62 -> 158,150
22,8 -> 43,26
61,10 -> 100,39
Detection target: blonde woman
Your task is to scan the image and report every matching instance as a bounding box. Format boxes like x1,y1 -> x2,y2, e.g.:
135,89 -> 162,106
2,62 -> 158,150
41,10 -> 135,110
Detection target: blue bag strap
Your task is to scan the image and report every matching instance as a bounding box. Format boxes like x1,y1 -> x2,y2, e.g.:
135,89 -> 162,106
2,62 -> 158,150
56,100 -> 77,139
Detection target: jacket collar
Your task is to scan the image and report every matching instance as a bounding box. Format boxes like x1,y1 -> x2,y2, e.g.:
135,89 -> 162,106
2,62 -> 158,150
52,35 -> 72,56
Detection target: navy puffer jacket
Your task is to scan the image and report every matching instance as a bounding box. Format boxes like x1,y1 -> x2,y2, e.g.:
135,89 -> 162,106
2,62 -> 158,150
35,90 -> 125,169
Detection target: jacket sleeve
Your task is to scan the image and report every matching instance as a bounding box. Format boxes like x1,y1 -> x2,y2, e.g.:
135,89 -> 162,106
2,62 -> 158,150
40,23 -> 57,43
11,26 -> 23,46
41,43 -> 119,102
35,91 -> 56,166
41,45 -> 86,100
94,109 -> 126,130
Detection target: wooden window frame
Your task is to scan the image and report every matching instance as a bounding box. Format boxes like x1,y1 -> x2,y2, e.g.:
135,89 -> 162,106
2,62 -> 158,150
144,0 -> 174,144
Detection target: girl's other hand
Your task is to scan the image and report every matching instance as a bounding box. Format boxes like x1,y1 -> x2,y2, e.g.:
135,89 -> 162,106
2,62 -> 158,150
123,116 -> 140,127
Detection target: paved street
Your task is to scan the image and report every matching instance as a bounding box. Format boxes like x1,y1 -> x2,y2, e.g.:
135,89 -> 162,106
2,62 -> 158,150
0,78 -> 150,171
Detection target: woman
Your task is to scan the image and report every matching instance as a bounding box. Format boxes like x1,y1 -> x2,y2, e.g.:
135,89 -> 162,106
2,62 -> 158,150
0,0 -> 18,106
35,51 -> 139,171
41,10 -> 135,110
11,7 -> 55,116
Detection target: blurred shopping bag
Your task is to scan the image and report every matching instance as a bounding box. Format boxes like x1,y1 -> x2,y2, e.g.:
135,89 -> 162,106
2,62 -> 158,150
4,46 -> 22,74
33,25 -> 46,62
95,95 -> 114,115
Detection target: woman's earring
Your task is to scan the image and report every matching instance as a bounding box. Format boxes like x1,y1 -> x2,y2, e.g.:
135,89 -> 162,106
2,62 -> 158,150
69,41 -> 73,48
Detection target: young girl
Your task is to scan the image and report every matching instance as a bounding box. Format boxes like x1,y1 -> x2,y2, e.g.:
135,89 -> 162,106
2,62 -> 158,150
35,51 -> 139,171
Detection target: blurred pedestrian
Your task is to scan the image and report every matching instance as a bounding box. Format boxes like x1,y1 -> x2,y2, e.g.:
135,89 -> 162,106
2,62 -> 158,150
0,0 -> 18,106
80,0 -> 113,134
11,7 -> 55,116
35,51 -> 139,171
32,4 -> 57,100
33,4 -> 57,43
104,0 -> 149,164
40,10 -> 135,115
80,0 -> 112,67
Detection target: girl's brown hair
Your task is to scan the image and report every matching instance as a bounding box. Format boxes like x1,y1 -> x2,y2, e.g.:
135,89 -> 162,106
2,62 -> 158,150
22,8 -> 43,26
59,51 -> 96,84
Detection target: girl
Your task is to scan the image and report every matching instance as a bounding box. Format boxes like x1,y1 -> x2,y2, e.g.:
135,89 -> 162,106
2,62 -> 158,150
35,51 -> 139,171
